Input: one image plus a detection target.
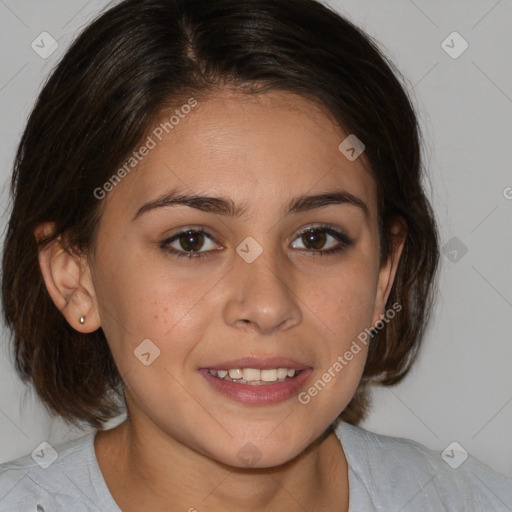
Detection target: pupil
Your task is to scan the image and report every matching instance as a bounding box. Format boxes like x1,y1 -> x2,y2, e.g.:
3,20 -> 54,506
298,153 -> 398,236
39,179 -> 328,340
180,230 -> 204,252
303,229 -> 325,250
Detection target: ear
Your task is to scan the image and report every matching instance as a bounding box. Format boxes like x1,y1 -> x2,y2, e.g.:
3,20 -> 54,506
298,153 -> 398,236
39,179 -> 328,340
371,216 -> 407,327
34,222 -> 101,333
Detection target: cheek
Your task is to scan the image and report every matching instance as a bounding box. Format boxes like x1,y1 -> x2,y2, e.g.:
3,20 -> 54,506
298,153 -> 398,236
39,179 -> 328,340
296,256 -> 378,340
293,255 -> 376,401
92,249 -> 217,364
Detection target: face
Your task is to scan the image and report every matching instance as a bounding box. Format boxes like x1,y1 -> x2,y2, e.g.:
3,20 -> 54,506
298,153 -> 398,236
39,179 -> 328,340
82,90 -> 402,467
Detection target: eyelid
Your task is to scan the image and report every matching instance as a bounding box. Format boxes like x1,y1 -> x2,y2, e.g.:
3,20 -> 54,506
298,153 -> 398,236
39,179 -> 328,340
163,225 -> 224,244
292,222 -> 348,239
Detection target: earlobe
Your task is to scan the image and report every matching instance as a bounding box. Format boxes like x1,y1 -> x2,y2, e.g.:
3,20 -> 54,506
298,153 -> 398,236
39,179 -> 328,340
34,222 -> 101,333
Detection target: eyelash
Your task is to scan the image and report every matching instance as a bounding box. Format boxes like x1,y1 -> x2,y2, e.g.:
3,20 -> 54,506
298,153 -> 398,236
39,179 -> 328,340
159,224 -> 353,260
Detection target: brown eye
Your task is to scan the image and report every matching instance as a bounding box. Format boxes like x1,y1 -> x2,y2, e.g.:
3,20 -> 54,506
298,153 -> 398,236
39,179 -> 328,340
301,229 -> 327,250
178,230 -> 205,252
161,228 -> 220,259
291,225 -> 353,256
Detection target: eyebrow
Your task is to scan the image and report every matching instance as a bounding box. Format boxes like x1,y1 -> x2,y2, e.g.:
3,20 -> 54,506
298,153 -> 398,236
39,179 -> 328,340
132,187 -> 369,222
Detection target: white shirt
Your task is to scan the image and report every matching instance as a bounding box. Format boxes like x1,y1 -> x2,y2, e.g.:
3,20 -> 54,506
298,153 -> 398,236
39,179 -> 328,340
0,421 -> 510,511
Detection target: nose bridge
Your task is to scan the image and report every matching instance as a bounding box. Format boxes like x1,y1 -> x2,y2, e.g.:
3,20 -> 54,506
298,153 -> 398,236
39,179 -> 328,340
222,239 -> 302,334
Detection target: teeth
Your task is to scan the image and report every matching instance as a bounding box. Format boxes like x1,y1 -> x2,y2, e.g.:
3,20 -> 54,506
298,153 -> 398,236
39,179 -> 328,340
228,369 -> 243,379
260,369 -> 277,382
209,367 -> 299,384
277,368 -> 288,379
242,368 -> 261,381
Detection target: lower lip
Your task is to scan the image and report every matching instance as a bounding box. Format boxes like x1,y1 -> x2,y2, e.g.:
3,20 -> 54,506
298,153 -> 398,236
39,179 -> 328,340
199,369 -> 313,405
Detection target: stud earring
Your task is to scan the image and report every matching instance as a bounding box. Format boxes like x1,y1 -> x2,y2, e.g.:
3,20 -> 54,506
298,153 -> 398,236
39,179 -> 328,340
79,316 -> 86,324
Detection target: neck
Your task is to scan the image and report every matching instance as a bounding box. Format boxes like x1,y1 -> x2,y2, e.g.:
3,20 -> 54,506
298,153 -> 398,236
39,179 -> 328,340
95,418 -> 349,512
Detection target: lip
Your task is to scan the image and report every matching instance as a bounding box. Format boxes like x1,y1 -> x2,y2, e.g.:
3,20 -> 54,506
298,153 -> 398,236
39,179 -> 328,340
199,366 -> 313,405
199,356 -> 310,371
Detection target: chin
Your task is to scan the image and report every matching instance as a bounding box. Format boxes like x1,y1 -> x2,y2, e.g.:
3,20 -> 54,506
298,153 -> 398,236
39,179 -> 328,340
205,436 -> 308,470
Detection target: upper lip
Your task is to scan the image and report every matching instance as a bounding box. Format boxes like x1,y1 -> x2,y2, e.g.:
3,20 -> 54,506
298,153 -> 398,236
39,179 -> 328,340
200,356 -> 311,371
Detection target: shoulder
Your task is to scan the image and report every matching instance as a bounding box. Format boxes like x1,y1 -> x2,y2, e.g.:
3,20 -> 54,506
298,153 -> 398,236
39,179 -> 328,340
334,420 -> 512,511
0,431 -> 103,511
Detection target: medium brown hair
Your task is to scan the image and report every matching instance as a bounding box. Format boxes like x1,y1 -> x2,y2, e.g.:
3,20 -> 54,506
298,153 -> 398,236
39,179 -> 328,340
1,0 -> 439,430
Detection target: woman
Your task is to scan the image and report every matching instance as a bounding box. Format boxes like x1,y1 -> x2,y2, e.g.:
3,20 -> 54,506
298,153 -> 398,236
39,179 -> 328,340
0,0 -> 510,510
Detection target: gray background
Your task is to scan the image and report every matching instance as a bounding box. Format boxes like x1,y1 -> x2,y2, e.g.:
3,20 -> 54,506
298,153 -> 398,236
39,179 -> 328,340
0,0 -> 511,480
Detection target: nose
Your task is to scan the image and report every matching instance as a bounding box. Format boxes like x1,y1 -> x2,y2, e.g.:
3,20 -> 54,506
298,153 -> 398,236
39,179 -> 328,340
222,245 -> 302,335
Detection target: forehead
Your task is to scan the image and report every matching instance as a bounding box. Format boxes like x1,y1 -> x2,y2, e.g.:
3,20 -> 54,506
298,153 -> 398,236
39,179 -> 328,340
104,89 -> 377,222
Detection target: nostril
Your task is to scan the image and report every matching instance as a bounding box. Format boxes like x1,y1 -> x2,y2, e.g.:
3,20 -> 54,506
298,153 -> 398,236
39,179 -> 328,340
37,505 -> 45,512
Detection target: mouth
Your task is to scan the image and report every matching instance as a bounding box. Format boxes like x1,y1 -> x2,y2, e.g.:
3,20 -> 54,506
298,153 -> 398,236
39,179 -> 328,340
198,358 -> 312,404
